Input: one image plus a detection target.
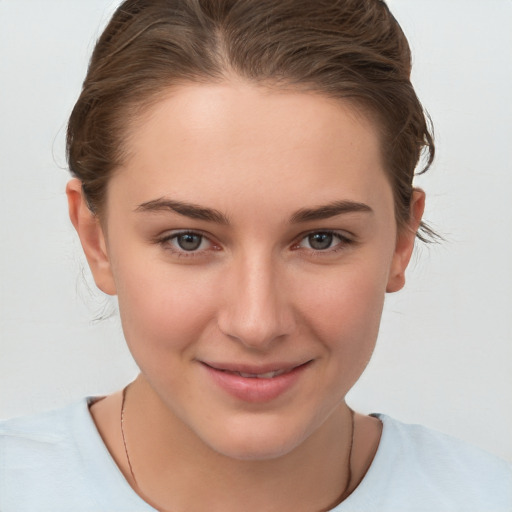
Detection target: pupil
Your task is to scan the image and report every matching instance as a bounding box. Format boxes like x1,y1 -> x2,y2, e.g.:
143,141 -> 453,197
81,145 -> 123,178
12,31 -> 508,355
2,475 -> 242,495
177,233 -> 202,251
309,233 -> 332,250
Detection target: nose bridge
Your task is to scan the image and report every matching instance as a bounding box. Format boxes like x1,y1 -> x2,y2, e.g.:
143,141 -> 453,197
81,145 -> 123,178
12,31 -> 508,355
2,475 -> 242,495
218,248 -> 294,349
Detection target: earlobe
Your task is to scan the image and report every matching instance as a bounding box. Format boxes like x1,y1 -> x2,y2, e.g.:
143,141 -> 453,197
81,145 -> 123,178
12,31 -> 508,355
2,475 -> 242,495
66,179 -> 117,296
386,189 -> 425,293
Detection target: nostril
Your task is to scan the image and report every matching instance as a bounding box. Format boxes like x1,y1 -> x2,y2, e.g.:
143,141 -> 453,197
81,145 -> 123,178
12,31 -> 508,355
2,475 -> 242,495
217,309 -> 295,349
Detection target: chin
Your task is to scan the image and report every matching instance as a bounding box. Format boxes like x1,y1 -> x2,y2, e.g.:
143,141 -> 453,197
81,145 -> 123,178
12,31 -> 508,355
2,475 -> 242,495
212,435 -> 302,461
197,415 -> 315,461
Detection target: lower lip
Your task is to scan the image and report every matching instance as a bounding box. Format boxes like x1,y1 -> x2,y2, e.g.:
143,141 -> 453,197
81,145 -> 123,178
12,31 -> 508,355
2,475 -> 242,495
201,362 -> 310,403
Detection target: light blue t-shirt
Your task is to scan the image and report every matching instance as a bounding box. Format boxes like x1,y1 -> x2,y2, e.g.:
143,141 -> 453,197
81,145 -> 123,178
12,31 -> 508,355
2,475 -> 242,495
1,398 -> 511,511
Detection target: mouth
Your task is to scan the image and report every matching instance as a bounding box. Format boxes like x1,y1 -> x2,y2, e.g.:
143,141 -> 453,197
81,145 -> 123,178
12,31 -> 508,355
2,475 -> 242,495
202,361 -> 310,379
200,360 -> 312,403
214,368 -> 293,379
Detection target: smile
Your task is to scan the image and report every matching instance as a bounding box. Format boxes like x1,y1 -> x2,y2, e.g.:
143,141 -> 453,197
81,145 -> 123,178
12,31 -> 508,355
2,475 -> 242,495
220,369 -> 290,379
200,361 -> 312,402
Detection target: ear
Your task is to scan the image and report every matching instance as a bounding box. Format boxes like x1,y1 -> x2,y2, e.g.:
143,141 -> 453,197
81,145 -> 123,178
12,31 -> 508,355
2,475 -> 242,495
66,179 -> 117,295
386,188 -> 425,293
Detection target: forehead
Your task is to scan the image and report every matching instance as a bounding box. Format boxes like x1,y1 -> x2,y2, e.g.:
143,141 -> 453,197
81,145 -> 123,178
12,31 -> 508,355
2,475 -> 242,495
109,81 -> 392,220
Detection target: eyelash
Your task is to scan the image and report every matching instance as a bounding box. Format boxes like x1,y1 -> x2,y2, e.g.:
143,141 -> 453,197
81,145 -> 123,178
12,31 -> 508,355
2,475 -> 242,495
292,230 -> 354,255
156,229 -> 355,258
157,230 -> 218,259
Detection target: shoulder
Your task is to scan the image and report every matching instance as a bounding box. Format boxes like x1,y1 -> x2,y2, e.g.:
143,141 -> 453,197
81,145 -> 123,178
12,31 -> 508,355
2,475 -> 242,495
0,398 -> 149,512
378,414 -> 511,480
339,414 -> 512,512
1,399 -> 82,438
0,400 -> 92,510
0,399 -> 86,467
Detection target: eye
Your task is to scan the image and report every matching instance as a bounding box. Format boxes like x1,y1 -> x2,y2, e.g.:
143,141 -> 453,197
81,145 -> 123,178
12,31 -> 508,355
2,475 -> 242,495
297,231 -> 351,252
304,232 -> 335,250
173,232 -> 205,251
159,230 -> 214,254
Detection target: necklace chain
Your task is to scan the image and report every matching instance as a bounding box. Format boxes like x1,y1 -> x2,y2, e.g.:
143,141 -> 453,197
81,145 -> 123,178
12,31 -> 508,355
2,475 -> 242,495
120,385 -> 138,488
120,384 -> 355,510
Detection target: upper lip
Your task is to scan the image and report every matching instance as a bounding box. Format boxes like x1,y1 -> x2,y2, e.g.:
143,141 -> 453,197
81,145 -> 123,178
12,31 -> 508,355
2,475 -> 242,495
200,360 -> 312,374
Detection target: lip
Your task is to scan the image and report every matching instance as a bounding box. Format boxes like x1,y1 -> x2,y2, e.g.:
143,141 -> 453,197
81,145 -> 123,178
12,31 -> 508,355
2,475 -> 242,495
200,360 -> 312,403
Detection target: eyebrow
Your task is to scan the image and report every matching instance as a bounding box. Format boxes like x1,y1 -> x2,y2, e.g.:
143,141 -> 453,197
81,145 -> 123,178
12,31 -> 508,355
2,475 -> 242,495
289,200 -> 373,223
135,198 -> 230,224
135,197 -> 372,225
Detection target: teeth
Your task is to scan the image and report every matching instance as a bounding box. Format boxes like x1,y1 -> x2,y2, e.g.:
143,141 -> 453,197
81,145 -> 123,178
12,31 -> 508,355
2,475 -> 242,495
237,370 -> 286,379
259,371 -> 279,379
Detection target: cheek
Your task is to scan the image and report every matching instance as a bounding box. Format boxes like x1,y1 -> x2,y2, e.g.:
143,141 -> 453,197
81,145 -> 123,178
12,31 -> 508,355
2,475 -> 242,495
113,260 -> 218,358
302,257 -> 388,329
298,260 -> 389,373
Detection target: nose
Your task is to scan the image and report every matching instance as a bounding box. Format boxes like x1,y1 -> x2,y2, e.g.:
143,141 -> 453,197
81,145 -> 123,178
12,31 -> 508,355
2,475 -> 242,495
217,252 -> 296,350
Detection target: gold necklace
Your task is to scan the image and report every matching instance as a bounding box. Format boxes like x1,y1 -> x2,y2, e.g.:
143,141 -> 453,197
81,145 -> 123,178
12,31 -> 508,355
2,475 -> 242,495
120,385 -> 355,510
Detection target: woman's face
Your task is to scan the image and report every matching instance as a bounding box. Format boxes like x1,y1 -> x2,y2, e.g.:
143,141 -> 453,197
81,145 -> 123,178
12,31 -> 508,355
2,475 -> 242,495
74,82 -> 421,460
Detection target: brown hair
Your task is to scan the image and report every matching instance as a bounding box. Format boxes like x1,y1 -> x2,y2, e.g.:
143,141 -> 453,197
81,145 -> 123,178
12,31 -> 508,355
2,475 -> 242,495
67,0 -> 435,240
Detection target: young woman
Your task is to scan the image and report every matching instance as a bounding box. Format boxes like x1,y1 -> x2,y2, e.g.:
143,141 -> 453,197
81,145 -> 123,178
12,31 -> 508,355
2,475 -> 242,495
1,1 -> 510,510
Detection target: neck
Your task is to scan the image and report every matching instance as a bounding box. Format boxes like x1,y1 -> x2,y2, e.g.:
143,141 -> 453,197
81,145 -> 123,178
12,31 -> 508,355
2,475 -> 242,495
120,376 -> 356,512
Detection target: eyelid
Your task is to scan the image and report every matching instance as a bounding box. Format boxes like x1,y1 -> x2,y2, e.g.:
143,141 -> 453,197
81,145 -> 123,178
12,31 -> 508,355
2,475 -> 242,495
292,229 -> 356,252
156,229 -> 220,257
154,228 -> 356,258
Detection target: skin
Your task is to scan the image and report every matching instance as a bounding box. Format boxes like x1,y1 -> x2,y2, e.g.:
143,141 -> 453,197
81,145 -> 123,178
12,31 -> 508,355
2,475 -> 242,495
67,81 -> 424,512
